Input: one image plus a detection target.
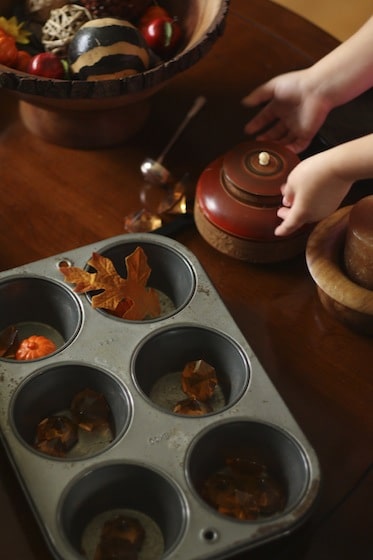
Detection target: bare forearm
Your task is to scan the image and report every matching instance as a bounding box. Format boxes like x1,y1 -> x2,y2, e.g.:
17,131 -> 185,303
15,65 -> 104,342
306,16 -> 373,109
328,134 -> 373,182
274,134 -> 373,236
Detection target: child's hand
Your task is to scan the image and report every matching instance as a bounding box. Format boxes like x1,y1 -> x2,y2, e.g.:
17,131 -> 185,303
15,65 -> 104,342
274,153 -> 352,236
242,70 -> 331,153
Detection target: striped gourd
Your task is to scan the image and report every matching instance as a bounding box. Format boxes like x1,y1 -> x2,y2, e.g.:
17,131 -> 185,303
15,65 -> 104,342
68,18 -> 152,80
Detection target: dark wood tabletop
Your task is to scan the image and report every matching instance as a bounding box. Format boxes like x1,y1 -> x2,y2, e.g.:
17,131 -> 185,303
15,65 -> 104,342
0,1 -> 372,559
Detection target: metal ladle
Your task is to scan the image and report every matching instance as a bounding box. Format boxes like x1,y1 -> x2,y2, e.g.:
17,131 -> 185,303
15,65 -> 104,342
140,96 -> 206,186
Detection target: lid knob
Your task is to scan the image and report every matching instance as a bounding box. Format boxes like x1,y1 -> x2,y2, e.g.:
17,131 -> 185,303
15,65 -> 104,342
258,151 -> 271,166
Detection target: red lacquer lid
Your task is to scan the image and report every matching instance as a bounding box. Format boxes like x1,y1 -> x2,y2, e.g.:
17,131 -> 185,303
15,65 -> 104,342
196,141 -> 300,240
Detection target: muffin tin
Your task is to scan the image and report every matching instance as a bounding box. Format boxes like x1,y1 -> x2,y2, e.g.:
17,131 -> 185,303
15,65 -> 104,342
0,233 -> 320,559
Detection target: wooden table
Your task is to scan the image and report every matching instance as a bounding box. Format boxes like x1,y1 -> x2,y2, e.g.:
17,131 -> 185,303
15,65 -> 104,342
0,1 -> 372,558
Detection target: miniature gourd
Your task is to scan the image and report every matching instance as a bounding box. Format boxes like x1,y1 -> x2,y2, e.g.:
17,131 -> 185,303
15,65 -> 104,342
15,335 -> 57,360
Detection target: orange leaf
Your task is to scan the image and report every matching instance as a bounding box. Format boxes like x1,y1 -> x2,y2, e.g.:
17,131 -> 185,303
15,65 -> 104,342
61,246 -> 161,321
181,359 -> 218,401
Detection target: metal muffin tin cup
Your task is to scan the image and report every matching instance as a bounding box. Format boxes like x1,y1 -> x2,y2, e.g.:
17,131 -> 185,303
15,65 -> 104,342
187,420 -> 310,526
88,238 -> 196,321
0,275 -> 83,360
59,461 -> 186,560
0,233 -> 320,560
11,362 -> 131,459
132,325 -> 249,414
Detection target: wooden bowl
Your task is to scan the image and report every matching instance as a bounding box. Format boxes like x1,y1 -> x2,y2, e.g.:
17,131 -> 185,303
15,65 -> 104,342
194,140 -> 310,263
306,206 -> 373,336
0,0 -> 229,148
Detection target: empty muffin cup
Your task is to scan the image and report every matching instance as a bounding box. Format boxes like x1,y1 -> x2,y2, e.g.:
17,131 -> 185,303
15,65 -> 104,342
132,325 -> 250,415
84,239 -> 196,321
11,362 -> 131,459
0,275 -> 82,360
187,420 -> 310,522
58,462 -> 186,559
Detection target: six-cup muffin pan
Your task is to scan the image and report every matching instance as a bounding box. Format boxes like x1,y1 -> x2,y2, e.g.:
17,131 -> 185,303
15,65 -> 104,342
0,233 -> 320,560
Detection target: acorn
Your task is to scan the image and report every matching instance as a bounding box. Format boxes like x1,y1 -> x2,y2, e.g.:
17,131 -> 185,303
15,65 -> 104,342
67,17 -> 152,80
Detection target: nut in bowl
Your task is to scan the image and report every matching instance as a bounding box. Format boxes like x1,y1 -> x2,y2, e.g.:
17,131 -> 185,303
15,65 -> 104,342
0,0 -> 229,148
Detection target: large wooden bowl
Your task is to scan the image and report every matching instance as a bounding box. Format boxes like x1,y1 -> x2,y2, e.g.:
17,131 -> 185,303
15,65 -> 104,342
0,0 -> 229,147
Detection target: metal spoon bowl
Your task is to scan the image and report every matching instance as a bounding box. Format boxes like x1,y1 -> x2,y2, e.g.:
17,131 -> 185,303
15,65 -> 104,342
140,158 -> 172,186
140,96 -> 206,186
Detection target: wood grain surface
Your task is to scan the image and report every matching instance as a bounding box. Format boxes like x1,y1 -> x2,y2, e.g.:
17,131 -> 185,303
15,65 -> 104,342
0,1 -> 372,559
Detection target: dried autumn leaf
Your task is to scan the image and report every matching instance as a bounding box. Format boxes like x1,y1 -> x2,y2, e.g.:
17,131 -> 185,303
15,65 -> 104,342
99,514 -> 145,549
34,415 -> 78,458
61,246 -> 161,321
0,325 -> 18,357
173,397 -> 213,416
70,388 -> 112,433
201,457 -> 287,520
181,359 -> 218,401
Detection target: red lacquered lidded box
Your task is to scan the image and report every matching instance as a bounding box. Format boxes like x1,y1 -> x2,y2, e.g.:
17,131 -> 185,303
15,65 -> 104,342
194,140 -> 311,263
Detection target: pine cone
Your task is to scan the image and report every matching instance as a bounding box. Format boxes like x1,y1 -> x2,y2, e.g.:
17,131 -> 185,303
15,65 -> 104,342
80,0 -> 152,21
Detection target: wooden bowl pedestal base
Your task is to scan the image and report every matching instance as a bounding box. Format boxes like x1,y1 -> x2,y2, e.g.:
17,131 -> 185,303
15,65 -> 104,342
19,99 -> 151,149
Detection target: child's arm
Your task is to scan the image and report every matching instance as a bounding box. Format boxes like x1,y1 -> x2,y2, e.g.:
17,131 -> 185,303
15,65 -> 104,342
242,16 -> 373,153
274,134 -> 373,236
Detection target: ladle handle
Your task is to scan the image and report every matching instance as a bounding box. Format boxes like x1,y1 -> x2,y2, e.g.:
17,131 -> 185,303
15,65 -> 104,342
157,96 -> 206,164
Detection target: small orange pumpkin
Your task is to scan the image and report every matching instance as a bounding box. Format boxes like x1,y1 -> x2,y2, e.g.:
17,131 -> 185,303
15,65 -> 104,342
15,335 -> 57,360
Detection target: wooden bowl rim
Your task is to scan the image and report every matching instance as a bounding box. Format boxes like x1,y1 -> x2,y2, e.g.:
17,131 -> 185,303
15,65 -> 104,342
0,0 -> 230,100
306,206 -> 373,313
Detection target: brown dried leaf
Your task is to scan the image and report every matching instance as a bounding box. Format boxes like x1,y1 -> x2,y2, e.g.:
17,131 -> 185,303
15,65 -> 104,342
173,397 -> 213,416
181,359 -> 218,401
61,246 -> 160,321
0,325 -> 18,358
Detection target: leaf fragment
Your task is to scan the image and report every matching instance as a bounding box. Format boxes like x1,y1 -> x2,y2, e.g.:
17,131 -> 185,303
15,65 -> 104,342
181,359 -> 218,401
0,325 -> 18,357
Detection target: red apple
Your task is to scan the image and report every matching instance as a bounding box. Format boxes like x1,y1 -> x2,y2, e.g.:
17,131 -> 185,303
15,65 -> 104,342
140,16 -> 182,57
139,4 -> 170,26
27,52 -> 65,79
